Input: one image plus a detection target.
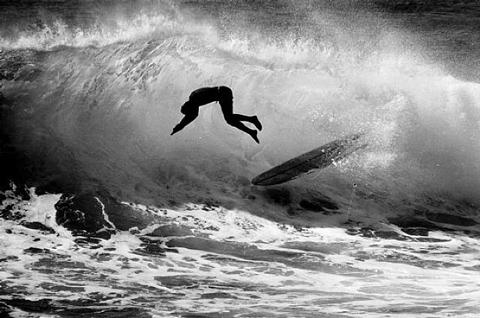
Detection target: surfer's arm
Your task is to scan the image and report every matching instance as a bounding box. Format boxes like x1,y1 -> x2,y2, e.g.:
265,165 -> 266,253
170,124 -> 182,135
170,113 -> 198,135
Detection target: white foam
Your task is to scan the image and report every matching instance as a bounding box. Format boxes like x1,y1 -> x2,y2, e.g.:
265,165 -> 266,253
1,189 -> 480,316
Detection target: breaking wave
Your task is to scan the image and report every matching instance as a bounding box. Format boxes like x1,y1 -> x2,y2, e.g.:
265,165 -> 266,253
2,0 -> 480,222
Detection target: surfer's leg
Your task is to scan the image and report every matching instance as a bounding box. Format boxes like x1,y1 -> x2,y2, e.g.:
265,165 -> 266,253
223,111 -> 262,133
218,88 -> 262,130
230,114 -> 262,130
218,87 -> 259,143
222,107 -> 259,143
171,107 -> 198,135
225,118 -> 259,143
234,114 -> 262,131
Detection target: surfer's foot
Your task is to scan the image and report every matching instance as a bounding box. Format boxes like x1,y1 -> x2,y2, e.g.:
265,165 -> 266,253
252,116 -> 262,131
250,130 -> 260,143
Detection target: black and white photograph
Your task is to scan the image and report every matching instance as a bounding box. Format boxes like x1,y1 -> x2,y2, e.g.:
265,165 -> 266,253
1,0 -> 480,317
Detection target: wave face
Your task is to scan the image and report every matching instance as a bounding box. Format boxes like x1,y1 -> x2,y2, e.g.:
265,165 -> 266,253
2,0 -> 480,222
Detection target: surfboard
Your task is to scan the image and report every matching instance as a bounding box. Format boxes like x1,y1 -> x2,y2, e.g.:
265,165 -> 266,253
251,133 -> 367,186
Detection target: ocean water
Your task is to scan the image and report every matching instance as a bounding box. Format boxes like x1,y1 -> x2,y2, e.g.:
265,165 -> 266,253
1,1 -> 480,317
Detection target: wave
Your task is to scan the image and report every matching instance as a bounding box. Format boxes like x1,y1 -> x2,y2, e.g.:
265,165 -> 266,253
1,0 -> 480,224
0,0 -> 216,51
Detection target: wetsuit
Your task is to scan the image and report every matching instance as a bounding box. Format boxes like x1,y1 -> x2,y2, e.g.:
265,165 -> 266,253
171,86 -> 262,143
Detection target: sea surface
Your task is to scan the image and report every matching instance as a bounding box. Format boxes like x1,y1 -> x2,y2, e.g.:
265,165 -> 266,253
1,1 -> 480,317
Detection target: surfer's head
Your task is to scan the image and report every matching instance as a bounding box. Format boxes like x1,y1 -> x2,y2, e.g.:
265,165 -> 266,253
180,101 -> 193,115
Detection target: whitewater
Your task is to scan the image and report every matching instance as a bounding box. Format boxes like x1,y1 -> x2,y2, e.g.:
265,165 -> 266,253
1,0 -> 480,317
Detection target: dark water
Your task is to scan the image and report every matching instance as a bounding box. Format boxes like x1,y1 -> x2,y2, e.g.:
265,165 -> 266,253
1,1 -> 480,317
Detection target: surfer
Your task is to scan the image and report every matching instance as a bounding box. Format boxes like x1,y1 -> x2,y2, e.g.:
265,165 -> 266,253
170,86 -> 262,143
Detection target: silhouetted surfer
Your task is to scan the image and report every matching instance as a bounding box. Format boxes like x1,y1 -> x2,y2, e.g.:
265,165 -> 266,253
171,86 -> 262,143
